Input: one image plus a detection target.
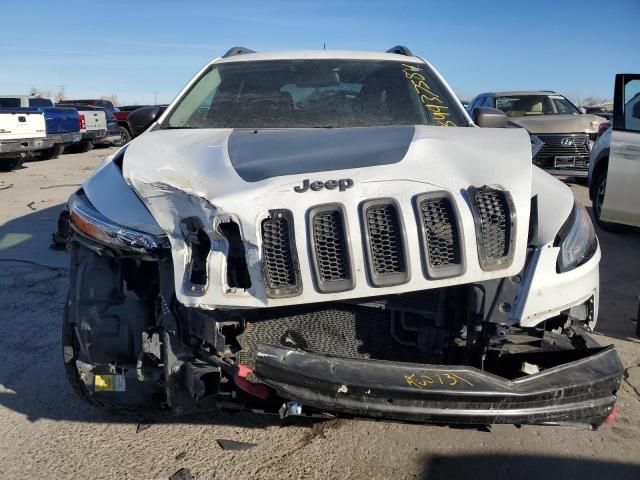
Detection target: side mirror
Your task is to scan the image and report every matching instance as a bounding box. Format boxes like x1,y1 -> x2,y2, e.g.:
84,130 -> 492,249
128,106 -> 164,137
472,107 -> 508,128
579,107 -> 587,114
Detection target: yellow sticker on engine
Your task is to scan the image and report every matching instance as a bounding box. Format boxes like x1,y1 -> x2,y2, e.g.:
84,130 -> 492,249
94,374 -> 126,392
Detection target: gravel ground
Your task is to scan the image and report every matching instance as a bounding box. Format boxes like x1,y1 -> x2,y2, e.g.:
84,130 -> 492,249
0,149 -> 639,480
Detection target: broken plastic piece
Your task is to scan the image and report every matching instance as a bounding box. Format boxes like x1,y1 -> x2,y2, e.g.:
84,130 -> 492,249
521,362 -> 540,375
216,439 -> 257,450
169,468 -> 194,480
279,400 -> 303,419
234,364 -> 269,400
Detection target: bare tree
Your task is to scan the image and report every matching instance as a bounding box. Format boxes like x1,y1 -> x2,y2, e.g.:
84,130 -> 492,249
54,87 -> 66,102
28,87 -> 51,99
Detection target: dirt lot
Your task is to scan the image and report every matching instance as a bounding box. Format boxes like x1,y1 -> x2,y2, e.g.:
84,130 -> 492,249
0,149 -> 639,480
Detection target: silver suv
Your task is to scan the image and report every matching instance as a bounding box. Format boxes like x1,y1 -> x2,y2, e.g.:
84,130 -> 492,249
468,91 -> 608,177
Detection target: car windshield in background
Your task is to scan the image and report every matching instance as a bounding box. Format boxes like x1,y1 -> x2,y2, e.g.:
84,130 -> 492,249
496,94 -> 580,117
165,60 -> 468,129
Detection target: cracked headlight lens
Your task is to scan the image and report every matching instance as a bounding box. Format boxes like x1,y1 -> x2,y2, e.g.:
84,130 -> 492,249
69,192 -> 167,253
556,203 -> 597,273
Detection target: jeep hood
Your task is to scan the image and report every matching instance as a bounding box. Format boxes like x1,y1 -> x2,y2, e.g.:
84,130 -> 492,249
122,126 -> 533,309
509,114 -> 607,134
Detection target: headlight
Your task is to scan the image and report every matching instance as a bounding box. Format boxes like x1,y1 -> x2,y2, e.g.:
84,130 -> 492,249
556,203 -> 597,273
69,192 -> 167,253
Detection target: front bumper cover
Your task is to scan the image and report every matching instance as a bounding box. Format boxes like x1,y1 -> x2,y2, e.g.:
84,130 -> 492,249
255,343 -> 623,427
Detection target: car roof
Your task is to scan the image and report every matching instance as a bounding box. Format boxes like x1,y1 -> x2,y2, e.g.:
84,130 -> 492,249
478,91 -> 559,97
213,50 -> 424,64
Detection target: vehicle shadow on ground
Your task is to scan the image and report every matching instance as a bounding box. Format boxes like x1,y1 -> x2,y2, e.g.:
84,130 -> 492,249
419,454 -> 640,480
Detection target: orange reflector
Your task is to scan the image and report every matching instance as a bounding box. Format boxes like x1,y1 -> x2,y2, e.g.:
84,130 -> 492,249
70,209 -> 102,240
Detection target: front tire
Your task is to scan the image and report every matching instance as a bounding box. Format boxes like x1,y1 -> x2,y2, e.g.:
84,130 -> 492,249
37,144 -> 65,161
592,170 -> 631,233
116,126 -> 131,146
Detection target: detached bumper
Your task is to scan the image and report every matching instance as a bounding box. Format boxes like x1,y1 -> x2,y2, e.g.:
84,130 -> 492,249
255,344 -> 623,427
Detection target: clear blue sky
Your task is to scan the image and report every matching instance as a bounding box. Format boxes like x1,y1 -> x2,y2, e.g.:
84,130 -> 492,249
1,0 -> 638,105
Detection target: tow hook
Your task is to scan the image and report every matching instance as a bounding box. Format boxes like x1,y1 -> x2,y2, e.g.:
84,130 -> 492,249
279,401 -> 303,419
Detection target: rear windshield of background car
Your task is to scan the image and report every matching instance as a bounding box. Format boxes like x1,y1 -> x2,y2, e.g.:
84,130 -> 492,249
0,98 -> 22,108
496,94 -> 580,117
28,98 -> 53,108
165,60 -> 468,129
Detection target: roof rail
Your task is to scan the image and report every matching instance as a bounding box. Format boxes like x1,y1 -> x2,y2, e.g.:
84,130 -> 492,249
222,47 -> 256,58
386,46 -> 413,56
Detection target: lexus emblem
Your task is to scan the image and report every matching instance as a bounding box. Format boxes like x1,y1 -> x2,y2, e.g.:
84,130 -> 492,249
561,137 -> 575,147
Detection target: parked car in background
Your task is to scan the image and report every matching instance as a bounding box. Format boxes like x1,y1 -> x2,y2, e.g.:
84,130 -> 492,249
0,95 -> 81,159
102,108 -> 123,146
589,74 -> 640,232
468,91 -> 608,177
114,105 -> 168,144
56,103 -> 108,152
58,99 -> 116,112
583,106 -> 613,121
0,109 -> 52,170
58,46 -> 621,428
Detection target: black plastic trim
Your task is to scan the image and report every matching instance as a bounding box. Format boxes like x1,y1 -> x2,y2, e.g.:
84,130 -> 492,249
222,47 -> 256,58
413,192 -> 466,280
307,204 -> 355,293
360,198 -> 410,287
468,186 -> 517,272
386,45 -> 414,56
260,209 -> 302,298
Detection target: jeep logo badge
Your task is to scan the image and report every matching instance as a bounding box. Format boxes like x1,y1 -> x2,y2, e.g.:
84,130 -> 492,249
294,178 -> 354,193
561,137 -> 575,147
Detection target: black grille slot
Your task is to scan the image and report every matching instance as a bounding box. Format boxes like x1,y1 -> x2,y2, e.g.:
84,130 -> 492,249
469,186 -> 515,271
533,133 -> 590,171
362,200 -> 409,286
309,206 -> 354,293
415,193 -> 465,279
261,210 -> 301,297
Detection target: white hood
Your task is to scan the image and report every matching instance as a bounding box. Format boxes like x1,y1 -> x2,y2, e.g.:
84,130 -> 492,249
123,125 -> 533,309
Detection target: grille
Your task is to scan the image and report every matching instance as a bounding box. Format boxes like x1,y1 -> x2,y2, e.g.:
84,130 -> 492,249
309,206 -> 353,292
363,201 -> 408,286
469,187 -> 515,271
533,134 -> 590,170
238,292 -> 444,370
261,211 -> 301,297
416,194 -> 463,278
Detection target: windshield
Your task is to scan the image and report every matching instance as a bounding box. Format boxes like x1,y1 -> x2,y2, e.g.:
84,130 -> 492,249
165,59 -> 467,129
496,94 -> 580,117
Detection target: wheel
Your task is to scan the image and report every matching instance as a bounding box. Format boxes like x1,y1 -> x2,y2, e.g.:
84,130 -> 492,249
37,144 -> 65,161
115,126 -> 131,147
0,157 -> 24,172
591,170 -> 632,233
78,140 -> 94,153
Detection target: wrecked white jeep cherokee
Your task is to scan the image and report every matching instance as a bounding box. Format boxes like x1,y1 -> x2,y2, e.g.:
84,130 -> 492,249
61,47 -> 622,427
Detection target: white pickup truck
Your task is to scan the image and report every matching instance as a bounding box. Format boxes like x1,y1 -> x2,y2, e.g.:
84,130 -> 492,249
0,110 -> 54,171
57,103 -> 108,152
